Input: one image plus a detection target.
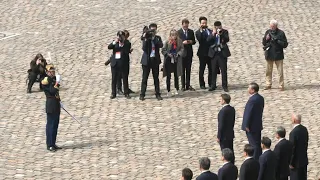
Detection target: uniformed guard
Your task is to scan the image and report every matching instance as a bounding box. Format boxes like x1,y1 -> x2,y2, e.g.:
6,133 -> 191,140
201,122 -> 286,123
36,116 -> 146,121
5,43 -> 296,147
41,64 -> 62,152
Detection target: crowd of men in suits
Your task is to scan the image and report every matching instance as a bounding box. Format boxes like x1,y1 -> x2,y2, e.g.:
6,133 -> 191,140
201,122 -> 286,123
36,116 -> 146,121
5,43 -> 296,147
180,83 -> 309,180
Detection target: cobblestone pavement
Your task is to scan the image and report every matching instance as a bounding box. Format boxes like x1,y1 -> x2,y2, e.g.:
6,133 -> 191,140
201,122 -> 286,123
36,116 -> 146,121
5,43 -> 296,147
0,0 -> 320,179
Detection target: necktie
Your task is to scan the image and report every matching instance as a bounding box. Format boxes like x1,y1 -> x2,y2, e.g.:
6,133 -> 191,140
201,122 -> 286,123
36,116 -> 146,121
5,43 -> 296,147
185,30 -> 188,39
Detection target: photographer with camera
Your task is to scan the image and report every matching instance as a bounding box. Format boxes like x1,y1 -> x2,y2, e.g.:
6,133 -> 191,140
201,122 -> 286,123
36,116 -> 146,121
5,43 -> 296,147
208,21 -> 231,92
139,23 -> 163,101
161,29 -> 185,97
262,20 -> 288,91
108,31 -> 131,99
27,53 -> 47,93
195,16 -> 213,90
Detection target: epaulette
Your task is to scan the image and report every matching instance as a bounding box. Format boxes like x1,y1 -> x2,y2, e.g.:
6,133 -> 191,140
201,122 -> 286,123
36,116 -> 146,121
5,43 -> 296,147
41,77 -> 49,85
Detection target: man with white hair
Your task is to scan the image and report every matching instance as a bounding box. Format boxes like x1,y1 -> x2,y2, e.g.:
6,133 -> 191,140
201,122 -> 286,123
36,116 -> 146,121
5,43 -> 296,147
262,20 -> 288,91
289,114 -> 309,180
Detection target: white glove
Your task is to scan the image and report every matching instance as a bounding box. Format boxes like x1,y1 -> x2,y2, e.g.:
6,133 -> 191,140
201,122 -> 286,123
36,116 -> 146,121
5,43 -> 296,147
56,75 -> 61,83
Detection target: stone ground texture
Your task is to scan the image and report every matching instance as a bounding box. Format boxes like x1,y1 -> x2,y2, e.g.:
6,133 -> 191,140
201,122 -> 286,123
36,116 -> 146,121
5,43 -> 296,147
0,0 -> 320,179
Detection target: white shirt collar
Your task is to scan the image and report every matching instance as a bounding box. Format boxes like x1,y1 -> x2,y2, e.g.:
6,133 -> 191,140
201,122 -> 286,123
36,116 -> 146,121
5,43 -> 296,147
250,93 -> 257,97
222,161 -> 230,167
222,104 -> 229,108
293,124 -> 300,129
278,138 -> 284,142
244,156 -> 253,162
200,170 -> 210,174
262,149 -> 270,154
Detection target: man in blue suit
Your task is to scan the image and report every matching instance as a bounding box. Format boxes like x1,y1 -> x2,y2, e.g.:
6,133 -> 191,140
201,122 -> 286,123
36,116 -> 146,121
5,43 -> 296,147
242,82 -> 265,160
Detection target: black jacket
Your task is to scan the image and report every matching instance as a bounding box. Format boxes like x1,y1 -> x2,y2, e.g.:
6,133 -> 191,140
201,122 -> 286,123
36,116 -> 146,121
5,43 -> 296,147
289,124 -> 309,168
108,40 -> 131,67
239,158 -> 260,180
274,139 -> 293,179
262,28 -> 288,60
218,162 -> 238,180
217,105 -> 235,141
196,171 -> 218,180
258,150 -> 277,180
42,76 -> 61,114
207,29 -> 231,58
195,28 -> 213,57
140,35 -> 163,66
177,28 -> 196,57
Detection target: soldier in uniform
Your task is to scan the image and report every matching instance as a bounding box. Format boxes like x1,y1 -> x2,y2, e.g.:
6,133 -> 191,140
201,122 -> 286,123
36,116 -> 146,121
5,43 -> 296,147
41,65 -> 62,152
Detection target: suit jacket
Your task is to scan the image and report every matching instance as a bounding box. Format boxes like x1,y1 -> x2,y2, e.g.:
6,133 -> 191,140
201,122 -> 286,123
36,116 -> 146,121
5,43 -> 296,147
207,29 -> 231,58
242,93 -> 265,132
196,171 -> 218,180
239,158 -> 260,180
177,28 -> 196,57
140,35 -> 163,66
217,105 -> 236,141
218,162 -> 238,180
195,28 -> 213,57
289,124 -> 309,168
258,150 -> 277,180
274,139 -> 293,179
42,76 -> 61,114
108,40 -> 131,67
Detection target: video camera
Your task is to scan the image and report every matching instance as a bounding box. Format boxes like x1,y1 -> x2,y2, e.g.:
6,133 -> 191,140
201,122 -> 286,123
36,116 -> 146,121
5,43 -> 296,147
142,26 -> 156,40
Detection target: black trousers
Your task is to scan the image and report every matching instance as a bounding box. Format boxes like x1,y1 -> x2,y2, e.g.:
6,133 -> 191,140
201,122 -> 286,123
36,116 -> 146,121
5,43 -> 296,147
246,131 -> 262,160
198,56 -> 212,87
211,53 -> 228,88
117,63 -> 130,90
181,55 -> 192,89
46,113 -> 60,147
28,72 -> 44,90
111,64 -> 129,96
140,60 -> 160,97
290,166 -> 307,180
165,61 -> 179,92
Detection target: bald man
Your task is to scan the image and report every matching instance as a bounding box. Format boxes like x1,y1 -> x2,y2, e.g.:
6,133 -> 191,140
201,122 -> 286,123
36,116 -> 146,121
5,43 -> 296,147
289,114 -> 309,180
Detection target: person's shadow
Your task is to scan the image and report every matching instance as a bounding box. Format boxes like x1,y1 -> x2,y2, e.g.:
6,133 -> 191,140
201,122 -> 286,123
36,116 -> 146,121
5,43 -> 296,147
62,139 -> 112,149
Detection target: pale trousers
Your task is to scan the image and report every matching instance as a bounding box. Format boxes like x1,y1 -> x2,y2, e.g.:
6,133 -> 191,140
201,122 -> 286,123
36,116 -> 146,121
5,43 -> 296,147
266,60 -> 284,87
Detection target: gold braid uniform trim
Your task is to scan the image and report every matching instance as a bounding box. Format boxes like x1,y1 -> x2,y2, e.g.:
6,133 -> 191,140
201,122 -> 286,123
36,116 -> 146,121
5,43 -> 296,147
41,77 -> 49,85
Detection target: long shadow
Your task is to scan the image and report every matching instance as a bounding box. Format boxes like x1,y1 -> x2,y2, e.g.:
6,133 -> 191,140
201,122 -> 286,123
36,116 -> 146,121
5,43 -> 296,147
284,84 -> 320,90
62,139 -> 113,149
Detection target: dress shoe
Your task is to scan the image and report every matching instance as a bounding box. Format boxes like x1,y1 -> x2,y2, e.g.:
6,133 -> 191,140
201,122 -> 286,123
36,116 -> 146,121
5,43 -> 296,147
110,95 -> 116,99
128,89 -> 135,94
117,89 -> 124,95
181,87 -> 186,91
264,86 -> 271,90
156,95 -> 163,100
200,86 -> 206,89
188,86 -> 196,91
208,87 -> 216,91
53,145 -> 62,149
27,88 -> 31,93
47,146 -> 56,152
125,94 -> 131,99
223,87 -> 229,92
139,96 -> 145,101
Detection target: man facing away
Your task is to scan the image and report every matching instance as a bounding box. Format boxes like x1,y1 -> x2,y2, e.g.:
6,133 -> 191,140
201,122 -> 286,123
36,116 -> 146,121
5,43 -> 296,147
177,18 -> 196,91
181,168 -> 193,180
242,82 -> 265,160
217,94 -> 235,152
196,157 -> 218,180
274,126 -> 293,180
218,148 -> 238,180
258,137 -> 277,180
289,114 -> 309,180
239,144 -> 260,180
262,19 -> 288,91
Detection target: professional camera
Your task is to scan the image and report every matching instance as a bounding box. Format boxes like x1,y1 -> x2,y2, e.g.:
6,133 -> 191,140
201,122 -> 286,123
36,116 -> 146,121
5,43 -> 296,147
217,28 -> 223,34
142,26 -> 155,40
117,31 -> 125,43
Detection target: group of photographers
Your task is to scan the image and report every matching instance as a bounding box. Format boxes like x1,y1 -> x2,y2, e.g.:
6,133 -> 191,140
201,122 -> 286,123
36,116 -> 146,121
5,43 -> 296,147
106,17 -> 232,100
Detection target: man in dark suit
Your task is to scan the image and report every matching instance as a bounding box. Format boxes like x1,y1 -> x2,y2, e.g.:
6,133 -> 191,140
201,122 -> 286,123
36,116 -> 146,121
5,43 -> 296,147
258,137 -> 277,180
207,21 -> 231,92
289,114 -> 309,180
139,23 -> 163,101
217,94 -> 235,152
274,126 -> 293,180
178,18 -> 196,91
196,157 -> 218,180
218,148 -> 238,180
239,144 -> 260,180
195,16 -> 212,89
242,82 -> 265,160
108,31 -> 131,99
41,65 -> 62,152
181,168 -> 193,180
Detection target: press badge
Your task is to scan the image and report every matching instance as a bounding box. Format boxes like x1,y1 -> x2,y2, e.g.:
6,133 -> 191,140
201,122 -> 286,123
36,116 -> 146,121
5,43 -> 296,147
115,52 -> 121,59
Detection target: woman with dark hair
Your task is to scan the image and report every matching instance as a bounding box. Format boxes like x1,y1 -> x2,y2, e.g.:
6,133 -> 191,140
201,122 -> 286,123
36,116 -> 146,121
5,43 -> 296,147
27,53 -> 47,93
161,29 -> 185,97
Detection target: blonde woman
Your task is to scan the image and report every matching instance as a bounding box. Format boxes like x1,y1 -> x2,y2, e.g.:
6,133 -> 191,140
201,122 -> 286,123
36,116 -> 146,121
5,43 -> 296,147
161,29 -> 186,96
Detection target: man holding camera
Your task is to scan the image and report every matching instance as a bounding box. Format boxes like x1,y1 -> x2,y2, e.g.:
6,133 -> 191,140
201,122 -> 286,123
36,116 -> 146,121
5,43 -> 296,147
208,21 -> 231,92
262,20 -> 288,91
195,16 -> 213,89
139,23 -> 163,101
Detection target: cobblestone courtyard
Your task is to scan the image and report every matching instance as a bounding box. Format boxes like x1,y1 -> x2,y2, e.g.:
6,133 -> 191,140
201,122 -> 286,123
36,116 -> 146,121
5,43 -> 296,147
0,0 -> 320,179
